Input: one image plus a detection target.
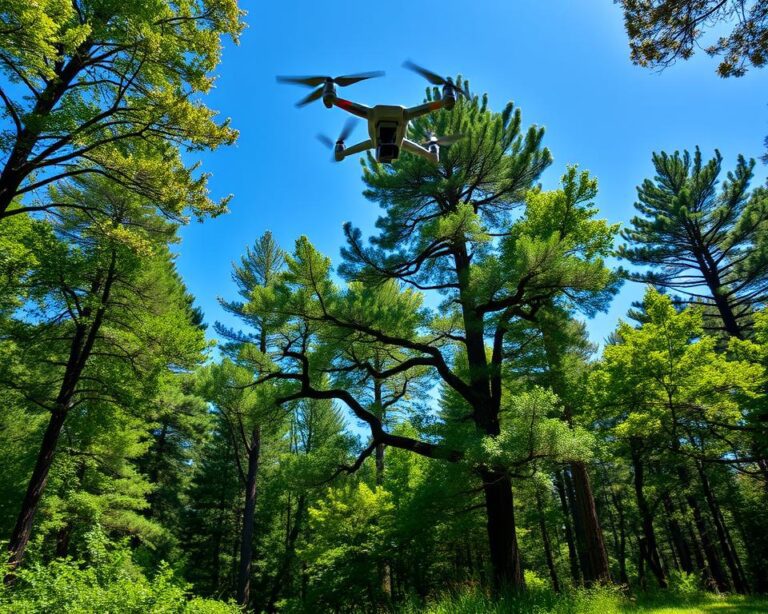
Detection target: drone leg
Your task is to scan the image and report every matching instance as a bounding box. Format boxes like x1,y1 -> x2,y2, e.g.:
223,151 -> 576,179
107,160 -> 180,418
339,139 -> 374,160
402,139 -> 438,163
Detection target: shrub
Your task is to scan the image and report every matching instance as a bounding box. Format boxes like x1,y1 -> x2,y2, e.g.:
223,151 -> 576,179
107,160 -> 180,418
0,529 -> 238,614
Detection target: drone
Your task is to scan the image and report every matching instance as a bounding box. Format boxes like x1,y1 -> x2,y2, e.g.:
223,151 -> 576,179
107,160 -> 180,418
277,61 -> 466,164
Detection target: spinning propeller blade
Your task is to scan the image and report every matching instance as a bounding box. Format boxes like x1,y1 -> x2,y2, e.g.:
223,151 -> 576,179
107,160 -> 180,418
316,134 -> 335,149
277,70 -> 384,106
337,117 -> 357,142
296,87 -> 324,107
333,71 -> 385,86
422,132 -> 464,147
317,118 -> 358,161
403,61 -> 470,98
276,75 -> 328,87
403,60 -> 447,86
434,134 -> 464,146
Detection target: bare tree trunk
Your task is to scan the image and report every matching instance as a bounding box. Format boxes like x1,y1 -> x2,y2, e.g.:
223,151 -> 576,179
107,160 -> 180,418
481,469 -> 525,591
630,440 -> 667,588
697,463 -> 748,593
237,427 -> 261,608
680,466 -> 730,593
570,462 -> 611,585
607,483 -> 629,585
535,487 -> 560,592
662,493 -> 694,573
5,408 -> 68,583
555,471 -> 582,586
266,495 -> 307,612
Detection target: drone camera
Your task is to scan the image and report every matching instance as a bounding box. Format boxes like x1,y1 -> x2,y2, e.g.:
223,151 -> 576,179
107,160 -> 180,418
377,144 -> 399,163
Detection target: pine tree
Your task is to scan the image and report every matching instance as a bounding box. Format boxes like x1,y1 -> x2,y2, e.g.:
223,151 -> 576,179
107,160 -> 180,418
1,174 -> 207,578
618,148 -> 768,338
254,90 -> 619,589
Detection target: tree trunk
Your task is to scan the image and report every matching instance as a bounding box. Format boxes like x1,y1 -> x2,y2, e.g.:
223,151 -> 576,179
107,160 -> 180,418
570,461 -> 611,585
696,463 -> 748,593
266,494 -> 307,612
237,427 -> 261,607
481,469 -> 525,592
375,443 -> 386,486
563,468 -> 590,583
535,487 -> 560,592
607,483 -> 629,585
662,493 -> 694,574
555,471 -> 582,586
5,408 -> 68,583
680,464 -> 730,593
629,441 -> 667,588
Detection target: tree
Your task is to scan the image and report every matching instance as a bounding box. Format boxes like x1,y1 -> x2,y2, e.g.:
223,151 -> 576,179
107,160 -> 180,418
0,0 -> 243,221
618,148 -> 768,339
251,120 -> 619,590
210,231 -> 289,608
616,0 -> 768,77
137,372 -> 212,563
592,288 -> 763,592
2,175 -> 207,577
530,308 -> 614,585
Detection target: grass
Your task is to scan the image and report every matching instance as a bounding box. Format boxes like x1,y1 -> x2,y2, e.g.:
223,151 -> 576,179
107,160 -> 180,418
402,586 -> 768,614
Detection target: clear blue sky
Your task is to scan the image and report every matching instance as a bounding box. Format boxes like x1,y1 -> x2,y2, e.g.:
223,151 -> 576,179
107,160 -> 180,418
177,0 -> 767,348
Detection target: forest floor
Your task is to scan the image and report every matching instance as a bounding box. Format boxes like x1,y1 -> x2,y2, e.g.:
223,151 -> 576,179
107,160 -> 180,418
411,589 -> 768,614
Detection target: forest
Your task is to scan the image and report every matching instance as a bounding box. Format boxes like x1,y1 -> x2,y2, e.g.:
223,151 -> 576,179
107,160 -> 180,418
1,1 -> 767,613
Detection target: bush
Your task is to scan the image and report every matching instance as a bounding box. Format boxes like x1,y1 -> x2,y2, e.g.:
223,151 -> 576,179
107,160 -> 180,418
0,530 -> 238,614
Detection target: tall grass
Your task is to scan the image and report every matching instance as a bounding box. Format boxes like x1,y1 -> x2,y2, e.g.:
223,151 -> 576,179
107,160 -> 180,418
401,583 -> 768,614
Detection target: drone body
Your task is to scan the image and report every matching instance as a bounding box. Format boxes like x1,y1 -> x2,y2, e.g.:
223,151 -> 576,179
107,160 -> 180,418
277,63 -> 464,164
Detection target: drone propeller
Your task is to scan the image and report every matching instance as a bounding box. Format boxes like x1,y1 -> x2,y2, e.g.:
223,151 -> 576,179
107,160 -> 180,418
317,118 -> 358,160
277,71 -> 385,107
422,132 -> 464,147
403,60 -> 470,98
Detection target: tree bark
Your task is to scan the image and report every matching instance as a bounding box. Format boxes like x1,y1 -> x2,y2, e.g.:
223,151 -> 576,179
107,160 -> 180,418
237,427 -> 261,608
607,482 -> 629,585
662,493 -> 694,574
570,461 -> 612,585
481,469 -> 525,592
538,314 -> 611,585
679,464 -> 730,592
535,487 -> 560,592
5,408 -> 68,582
555,471 -> 582,586
266,494 -> 307,612
629,440 -> 667,588
696,463 -> 748,593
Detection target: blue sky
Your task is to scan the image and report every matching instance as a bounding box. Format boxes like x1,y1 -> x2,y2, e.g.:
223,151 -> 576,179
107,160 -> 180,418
177,0 -> 767,348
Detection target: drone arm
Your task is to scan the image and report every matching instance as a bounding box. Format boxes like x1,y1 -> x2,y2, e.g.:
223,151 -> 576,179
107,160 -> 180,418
404,99 -> 444,121
402,138 -> 437,163
333,98 -> 370,119
341,139 -> 374,159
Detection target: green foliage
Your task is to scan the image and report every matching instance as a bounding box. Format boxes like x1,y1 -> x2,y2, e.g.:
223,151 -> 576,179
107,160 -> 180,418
0,529 -> 239,613
618,148 -> 768,337
617,0 -> 768,77
468,388 -> 594,471
0,0 -> 244,221
593,288 -> 763,448
300,483 -> 394,609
